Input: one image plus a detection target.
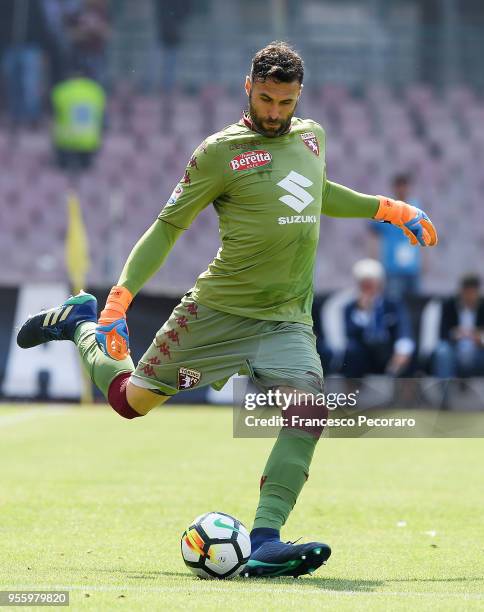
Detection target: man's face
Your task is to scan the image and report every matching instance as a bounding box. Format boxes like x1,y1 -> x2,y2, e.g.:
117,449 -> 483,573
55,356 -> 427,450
461,286 -> 480,309
245,76 -> 301,137
359,277 -> 383,298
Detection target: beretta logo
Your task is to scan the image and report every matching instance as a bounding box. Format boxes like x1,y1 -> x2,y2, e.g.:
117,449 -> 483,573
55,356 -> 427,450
229,149 -> 272,171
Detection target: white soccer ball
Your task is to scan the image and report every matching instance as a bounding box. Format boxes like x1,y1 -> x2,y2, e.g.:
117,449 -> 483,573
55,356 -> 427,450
181,511 -> 251,579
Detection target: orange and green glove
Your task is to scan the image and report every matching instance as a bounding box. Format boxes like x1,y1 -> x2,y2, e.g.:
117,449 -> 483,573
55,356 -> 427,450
95,286 -> 133,360
374,197 -> 438,246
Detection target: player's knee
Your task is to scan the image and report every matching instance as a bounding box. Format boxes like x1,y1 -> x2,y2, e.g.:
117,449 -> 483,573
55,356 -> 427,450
126,380 -> 170,416
107,373 -> 144,419
283,403 -> 328,438
277,387 -> 328,439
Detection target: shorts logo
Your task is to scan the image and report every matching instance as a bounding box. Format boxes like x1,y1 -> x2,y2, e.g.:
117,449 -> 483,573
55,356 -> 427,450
229,150 -> 272,171
177,367 -> 201,390
300,132 -> 319,156
166,184 -> 183,206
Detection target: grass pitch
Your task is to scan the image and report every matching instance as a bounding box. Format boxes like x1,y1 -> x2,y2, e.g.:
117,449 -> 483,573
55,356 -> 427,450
1,404 -> 483,611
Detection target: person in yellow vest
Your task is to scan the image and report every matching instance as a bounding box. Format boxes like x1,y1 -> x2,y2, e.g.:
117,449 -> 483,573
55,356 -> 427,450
51,71 -> 106,172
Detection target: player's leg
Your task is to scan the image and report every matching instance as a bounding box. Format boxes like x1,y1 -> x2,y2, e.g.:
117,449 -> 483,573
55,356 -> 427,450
76,293 -> 264,416
16,292 -> 169,418
244,325 -> 331,577
74,319 -> 169,417
251,387 -> 325,535
245,385 -> 331,577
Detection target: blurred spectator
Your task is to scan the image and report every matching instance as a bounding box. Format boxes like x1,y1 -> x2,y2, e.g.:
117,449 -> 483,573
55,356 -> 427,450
41,0 -> 80,85
51,68 -> 106,172
153,0 -> 192,92
432,275 -> 484,378
65,0 -> 110,85
341,259 -> 415,377
0,0 -> 51,126
368,174 -> 422,302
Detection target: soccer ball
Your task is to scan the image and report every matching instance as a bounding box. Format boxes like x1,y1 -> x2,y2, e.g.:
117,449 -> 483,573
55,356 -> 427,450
181,511 -> 251,579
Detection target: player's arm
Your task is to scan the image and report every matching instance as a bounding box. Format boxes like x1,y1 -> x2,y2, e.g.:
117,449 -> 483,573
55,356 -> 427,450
95,220 -> 182,359
96,140 -> 224,359
321,180 -> 438,247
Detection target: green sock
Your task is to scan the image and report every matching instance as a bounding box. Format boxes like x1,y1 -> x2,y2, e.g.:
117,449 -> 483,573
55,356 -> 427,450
253,428 -> 319,530
74,322 -> 135,397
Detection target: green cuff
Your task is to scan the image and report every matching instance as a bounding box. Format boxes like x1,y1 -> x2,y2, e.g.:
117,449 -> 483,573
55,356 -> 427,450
322,180 -> 379,218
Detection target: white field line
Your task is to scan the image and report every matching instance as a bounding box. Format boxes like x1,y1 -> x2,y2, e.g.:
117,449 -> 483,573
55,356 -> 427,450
6,585 -> 484,600
0,408 -> 65,428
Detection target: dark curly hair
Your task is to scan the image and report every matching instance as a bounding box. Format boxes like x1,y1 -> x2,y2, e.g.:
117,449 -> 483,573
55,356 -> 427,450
251,41 -> 304,84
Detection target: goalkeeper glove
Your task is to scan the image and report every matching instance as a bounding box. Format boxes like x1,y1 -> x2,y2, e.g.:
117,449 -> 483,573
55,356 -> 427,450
95,285 -> 133,360
374,197 -> 438,246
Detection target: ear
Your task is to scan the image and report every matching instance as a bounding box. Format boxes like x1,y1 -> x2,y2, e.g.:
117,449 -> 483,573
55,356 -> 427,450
244,76 -> 251,97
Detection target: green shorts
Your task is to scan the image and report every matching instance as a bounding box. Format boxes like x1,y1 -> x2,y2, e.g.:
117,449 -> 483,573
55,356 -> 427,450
130,293 -> 324,396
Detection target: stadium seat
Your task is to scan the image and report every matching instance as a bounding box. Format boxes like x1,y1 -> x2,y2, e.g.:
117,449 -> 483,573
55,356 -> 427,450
1,84 -> 483,292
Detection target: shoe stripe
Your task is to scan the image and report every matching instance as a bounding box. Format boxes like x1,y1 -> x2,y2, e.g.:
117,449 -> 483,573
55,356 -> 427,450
42,304 -> 74,328
50,308 -> 64,325
59,305 -> 74,322
247,559 -> 301,570
43,311 -> 54,327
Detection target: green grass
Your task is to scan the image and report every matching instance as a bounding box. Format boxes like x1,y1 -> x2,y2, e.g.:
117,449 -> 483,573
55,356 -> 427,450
1,404 -> 483,611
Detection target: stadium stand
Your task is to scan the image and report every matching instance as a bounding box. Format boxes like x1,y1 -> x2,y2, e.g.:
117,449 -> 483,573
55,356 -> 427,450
1,83 -> 483,294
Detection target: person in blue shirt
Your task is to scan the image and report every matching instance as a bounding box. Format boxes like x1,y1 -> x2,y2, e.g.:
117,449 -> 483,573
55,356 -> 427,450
369,174 -> 422,301
342,259 -> 415,377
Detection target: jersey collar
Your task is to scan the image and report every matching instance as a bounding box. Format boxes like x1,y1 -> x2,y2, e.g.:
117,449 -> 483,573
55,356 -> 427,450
240,111 -> 292,136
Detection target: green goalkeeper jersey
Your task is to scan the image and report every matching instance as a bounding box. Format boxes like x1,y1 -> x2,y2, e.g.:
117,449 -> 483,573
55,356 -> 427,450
158,116 -> 328,325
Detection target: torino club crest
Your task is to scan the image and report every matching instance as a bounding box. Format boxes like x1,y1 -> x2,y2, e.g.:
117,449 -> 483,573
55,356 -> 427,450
300,132 -> 320,156
178,367 -> 201,390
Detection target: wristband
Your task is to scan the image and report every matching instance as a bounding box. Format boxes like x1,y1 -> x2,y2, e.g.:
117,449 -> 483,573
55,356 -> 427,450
105,285 -> 133,316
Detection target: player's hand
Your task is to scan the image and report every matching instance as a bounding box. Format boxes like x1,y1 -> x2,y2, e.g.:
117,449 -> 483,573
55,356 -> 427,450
95,285 -> 133,360
375,197 -> 438,247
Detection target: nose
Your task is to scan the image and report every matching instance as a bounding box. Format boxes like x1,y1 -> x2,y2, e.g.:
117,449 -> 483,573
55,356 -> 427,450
267,104 -> 280,121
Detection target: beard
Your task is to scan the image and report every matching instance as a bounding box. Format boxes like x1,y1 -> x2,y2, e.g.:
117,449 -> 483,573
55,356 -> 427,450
248,95 -> 295,138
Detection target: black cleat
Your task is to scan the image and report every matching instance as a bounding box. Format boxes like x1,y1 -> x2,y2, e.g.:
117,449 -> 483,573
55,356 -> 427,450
17,292 -> 97,348
244,540 -> 331,578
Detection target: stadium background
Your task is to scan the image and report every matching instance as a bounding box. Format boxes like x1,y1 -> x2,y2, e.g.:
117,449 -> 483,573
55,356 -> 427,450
1,0 -> 483,402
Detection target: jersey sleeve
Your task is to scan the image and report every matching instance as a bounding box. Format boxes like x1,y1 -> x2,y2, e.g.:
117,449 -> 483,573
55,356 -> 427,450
157,139 -> 224,230
117,219 -> 183,296
321,179 -> 379,218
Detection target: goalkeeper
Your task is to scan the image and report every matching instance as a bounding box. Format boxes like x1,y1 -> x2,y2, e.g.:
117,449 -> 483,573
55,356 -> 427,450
17,42 -> 437,578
